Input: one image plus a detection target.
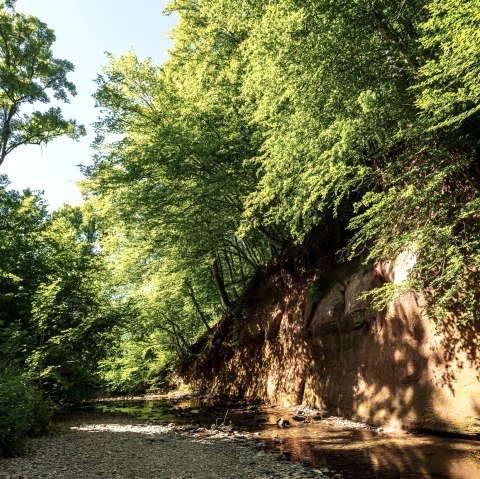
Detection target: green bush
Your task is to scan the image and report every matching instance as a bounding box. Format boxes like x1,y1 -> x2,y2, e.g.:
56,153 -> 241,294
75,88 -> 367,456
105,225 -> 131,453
0,367 -> 54,456
98,336 -> 175,395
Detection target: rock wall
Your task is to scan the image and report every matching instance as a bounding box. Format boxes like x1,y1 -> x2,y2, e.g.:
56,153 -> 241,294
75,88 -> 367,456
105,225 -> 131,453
185,248 -> 480,435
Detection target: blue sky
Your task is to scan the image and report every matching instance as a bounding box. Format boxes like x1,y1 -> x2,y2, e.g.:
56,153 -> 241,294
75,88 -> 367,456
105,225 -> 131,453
3,0 -> 176,210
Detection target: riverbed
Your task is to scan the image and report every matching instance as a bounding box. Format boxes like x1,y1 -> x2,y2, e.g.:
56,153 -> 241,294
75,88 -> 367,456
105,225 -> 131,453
91,394 -> 480,479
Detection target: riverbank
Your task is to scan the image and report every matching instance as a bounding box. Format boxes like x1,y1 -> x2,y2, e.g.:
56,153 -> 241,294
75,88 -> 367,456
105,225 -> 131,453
86,394 -> 480,478
0,414 -> 328,479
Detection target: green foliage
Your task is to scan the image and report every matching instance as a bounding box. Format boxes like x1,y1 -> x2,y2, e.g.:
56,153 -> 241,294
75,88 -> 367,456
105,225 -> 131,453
28,206 -> 117,402
237,0 -> 423,241
98,333 -> 175,394
79,0 -> 480,371
0,4 -> 120,411
81,41 -> 271,384
0,178 -> 120,402
0,175 -> 49,363
0,365 -> 54,456
347,151 -> 480,321
0,2 -> 85,166
0,2 -> 85,164
3,0 -> 477,407
416,0 -> 480,130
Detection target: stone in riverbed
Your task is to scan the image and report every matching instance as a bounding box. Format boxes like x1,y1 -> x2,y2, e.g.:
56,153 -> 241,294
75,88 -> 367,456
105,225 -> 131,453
292,415 -> 306,422
277,417 -> 291,427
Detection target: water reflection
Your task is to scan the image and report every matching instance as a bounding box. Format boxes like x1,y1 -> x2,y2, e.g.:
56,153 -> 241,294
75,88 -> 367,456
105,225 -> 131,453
90,397 -> 480,479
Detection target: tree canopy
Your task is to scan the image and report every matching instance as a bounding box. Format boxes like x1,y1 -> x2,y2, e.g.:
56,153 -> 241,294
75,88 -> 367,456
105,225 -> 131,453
83,0 -> 479,330
0,1 -> 85,166
1,2 -> 479,448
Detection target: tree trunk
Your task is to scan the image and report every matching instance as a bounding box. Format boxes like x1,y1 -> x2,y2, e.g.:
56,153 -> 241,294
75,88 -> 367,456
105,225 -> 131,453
212,256 -> 231,312
185,280 -> 212,333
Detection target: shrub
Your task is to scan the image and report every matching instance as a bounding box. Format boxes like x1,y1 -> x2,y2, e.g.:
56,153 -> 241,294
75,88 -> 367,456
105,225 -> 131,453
0,366 -> 54,456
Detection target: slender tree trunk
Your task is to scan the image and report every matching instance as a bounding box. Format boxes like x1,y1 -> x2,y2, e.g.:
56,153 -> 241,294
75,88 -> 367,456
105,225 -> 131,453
212,256 -> 231,311
244,237 -> 262,266
234,237 -> 247,286
223,250 -> 238,300
258,226 -> 290,251
185,280 -> 212,332
158,313 -> 191,354
158,324 -> 189,355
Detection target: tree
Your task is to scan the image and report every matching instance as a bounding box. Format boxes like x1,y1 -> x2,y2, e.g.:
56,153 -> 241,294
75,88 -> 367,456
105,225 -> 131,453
416,0 -> 480,131
0,175 -> 120,401
81,0 -> 480,396
0,1 -> 85,166
84,48 -> 269,318
0,174 -> 49,363
28,205 -> 117,401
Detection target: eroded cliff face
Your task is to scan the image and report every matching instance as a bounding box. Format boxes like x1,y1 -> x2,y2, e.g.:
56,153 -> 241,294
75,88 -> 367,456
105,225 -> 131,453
184,247 -> 480,435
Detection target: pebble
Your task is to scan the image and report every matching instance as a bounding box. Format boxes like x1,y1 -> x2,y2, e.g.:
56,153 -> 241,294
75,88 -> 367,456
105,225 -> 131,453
292,415 -> 307,422
0,415 -> 328,479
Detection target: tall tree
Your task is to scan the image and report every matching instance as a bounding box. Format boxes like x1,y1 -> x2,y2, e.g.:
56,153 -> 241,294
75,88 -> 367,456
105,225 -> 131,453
0,1 -> 85,166
81,0 -> 480,394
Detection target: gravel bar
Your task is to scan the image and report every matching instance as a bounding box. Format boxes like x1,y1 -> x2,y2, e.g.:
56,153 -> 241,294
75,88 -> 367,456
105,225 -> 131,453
0,415 -> 330,479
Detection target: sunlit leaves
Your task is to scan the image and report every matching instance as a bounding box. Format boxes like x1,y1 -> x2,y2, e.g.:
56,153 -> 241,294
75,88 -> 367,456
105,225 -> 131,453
416,0 -> 480,130
83,0 -> 480,387
0,2 -> 85,166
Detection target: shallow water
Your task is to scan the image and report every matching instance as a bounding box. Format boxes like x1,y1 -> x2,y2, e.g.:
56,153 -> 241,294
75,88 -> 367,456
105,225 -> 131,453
89,396 -> 480,479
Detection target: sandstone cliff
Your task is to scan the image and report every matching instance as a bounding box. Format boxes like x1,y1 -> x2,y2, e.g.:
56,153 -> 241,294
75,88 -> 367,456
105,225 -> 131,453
183,240 -> 480,435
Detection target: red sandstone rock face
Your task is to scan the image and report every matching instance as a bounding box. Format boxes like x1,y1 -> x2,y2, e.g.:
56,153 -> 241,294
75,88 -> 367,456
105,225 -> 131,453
186,253 -> 480,435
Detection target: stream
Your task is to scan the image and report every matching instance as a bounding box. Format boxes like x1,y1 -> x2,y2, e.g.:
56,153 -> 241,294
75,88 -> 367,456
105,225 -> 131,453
87,394 -> 480,479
